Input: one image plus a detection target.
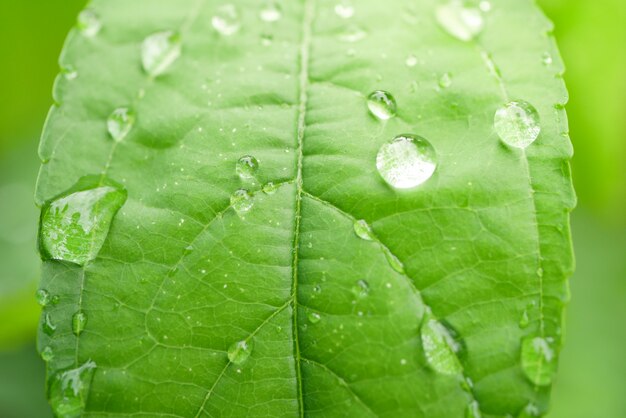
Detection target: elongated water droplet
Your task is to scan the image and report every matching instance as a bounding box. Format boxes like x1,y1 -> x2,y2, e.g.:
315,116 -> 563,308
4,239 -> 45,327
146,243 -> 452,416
376,134 -> 437,189
519,309 -> 530,329
308,312 -> 321,324
107,108 -> 135,142
236,156 -> 259,179
353,219 -> 375,241
228,340 -> 252,364
39,178 -> 127,266
383,247 -> 405,274
439,72 -> 452,89
494,100 -> 541,149
406,54 -> 418,67
212,4 -> 241,36
262,182 -> 279,194
335,1 -> 355,19
77,9 -> 102,37
367,90 -> 397,120
421,314 -> 463,375
339,25 -> 367,42
231,189 -> 253,214
36,289 -> 51,307
260,2 -> 282,22
351,279 -> 370,298
141,31 -> 181,77
43,313 -> 56,336
49,360 -> 97,418
436,1 -> 484,42
518,403 -> 541,418
41,346 -> 54,362
466,401 -> 482,418
72,311 -> 87,336
521,336 -> 557,386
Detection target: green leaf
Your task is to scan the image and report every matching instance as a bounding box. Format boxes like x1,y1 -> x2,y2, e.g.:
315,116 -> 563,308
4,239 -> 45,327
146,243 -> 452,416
35,1 -> 575,417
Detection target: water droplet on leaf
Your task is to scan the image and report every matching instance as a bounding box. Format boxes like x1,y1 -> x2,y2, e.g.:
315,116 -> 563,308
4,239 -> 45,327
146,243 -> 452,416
494,100 -> 541,149
521,336 -> 557,386
367,90 -> 397,120
436,1 -> 484,42
439,72 -> 452,89
36,289 -> 51,307
141,31 -> 182,77
421,314 -> 464,375
43,313 -> 56,336
228,340 -> 252,364
383,247 -> 405,274
41,346 -> 54,362
353,219 -> 375,241
406,54 -> 418,67
466,401 -> 482,418
339,25 -> 367,42
39,178 -> 127,266
236,156 -> 259,179
61,65 -> 78,81
107,107 -> 135,142
72,311 -> 87,336
48,360 -> 97,418
77,9 -> 102,37
376,134 -> 437,189
212,4 -> 241,36
308,312 -> 321,324
351,279 -> 370,298
262,182 -> 279,195
231,189 -> 254,214
260,2 -> 282,22
335,1 -> 355,19
518,403 -> 541,418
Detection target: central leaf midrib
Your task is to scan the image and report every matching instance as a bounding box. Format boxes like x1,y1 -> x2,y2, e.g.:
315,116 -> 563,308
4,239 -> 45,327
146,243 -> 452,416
290,0 -> 316,416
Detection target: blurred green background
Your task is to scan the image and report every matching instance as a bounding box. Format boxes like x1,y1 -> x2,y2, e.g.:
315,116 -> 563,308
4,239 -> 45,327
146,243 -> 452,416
0,1 -> 623,417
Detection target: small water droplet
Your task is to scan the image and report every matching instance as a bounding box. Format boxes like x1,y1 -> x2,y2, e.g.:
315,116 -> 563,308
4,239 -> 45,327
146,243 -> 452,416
517,403 -> 541,418
39,179 -> 127,266
436,1 -> 484,42
61,65 -> 78,81
383,247 -> 405,274
236,156 -> 259,179
351,279 -> 370,298
367,90 -> 397,120
335,1 -> 355,19
308,312 -> 321,324
43,313 -> 56,336
212,4 -> 241,36
519,309 -> 530,329
107,107 -> 135,142
466,400 -> 482,418
542,52 -> 553,66
421,314 -> 463,375
262,182 -> 280,194
521,336 -> 557,386
141,31 -> 181,77
228,340 -> 252,364
405,54 -> 418,67
376,134 -> 437,189
260,2 -> 282,22
36,289 -> 51,307
231,189 -> 254,214
438,72 -> 452,89
72,311 -> 87,336
77,9 -> 102,37
41,346 -> 54,362
339,25 -> 367,42
494,100 -> 541,149
49,360 -> 97,418
353,219 -> 375,241
313,284 -> 322,293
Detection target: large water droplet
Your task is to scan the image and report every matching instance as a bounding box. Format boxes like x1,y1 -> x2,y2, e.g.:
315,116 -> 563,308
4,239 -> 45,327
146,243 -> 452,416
339,25 -> 367,42
367,90 -> 397,120
260,2 -> 282,22
521,336 -> 557,386
141,31 -> 182,77
36,289 -> 51,307
228,340 -> 253,364
383,247 -> 405,274
308,312 -> 321,324
41,346 -> 54,362
335,1 -> 355,19
421,314 -> 463,375
436,1 -> 484,42
494,100 -> 541,149
376,134 -> 437,189
43,313 -> 56,336
72,311 -> 87,336
107,108 -> 135,142
77,9 -> 102,37
39,178 -> 127,266
236,156 -> 259,179
351,279 -> 370,298
212,4 -> 241,36
353,219 -> 375,241
466,401 -> 482,418
230,189 -> 254,214
48,360 -> 97,418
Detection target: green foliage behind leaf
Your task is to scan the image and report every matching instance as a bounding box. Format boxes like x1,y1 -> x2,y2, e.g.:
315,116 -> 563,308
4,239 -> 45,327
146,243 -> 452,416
35,0 -> 574,417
